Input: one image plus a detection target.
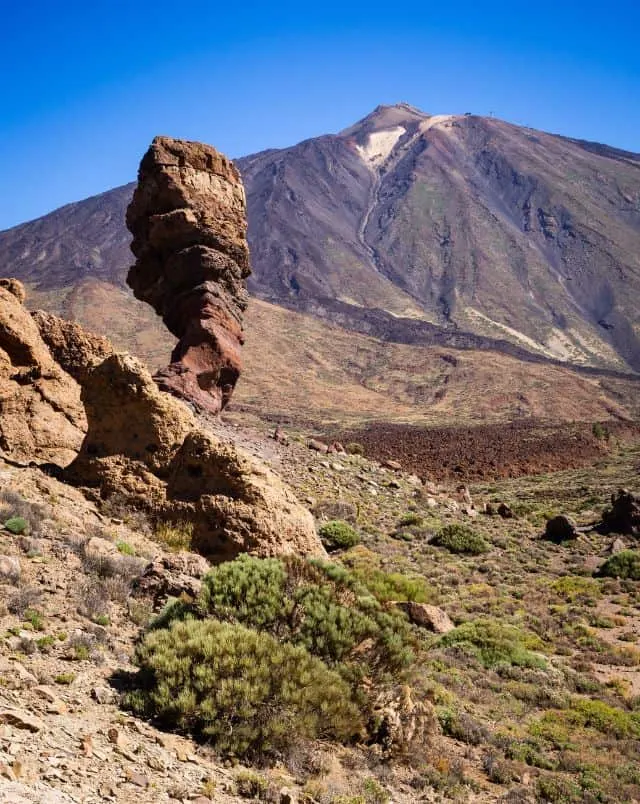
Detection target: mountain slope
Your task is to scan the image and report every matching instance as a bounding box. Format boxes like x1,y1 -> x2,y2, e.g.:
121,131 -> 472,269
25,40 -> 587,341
1,104 -> 640,373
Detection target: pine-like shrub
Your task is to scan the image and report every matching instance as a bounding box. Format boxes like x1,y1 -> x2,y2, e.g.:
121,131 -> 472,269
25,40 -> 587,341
432,524 -> 488,555
197,555 -> 414,677
127,618 -> 360,758
318,520 -> 361,551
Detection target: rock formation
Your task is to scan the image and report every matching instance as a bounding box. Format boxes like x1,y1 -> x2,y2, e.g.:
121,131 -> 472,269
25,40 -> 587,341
126,136 -> 251,414
0,281 -> 85,465
32,311 -> 114,383
66,352 -> 323,562
602,489 -> 640,536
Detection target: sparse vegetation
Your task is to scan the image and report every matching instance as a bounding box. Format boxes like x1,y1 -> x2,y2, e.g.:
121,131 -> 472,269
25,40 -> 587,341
154,520 -> 194,552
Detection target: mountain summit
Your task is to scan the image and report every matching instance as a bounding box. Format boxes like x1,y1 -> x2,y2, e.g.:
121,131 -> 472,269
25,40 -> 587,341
1,105 -> 640,371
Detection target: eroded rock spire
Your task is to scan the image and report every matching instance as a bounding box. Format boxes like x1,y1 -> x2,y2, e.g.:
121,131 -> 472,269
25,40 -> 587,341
126,136 -> 251,414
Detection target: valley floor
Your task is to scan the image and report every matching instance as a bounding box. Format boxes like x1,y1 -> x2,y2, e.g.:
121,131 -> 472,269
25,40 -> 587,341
0,415 -> 639,802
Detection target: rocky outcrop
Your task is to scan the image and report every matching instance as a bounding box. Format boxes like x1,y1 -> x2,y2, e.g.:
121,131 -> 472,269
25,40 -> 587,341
544,514 -> 579,542
602,489 -> 640,536
0,281 -> 85,466
31,311 -> 114,383
66,353 -> 323,562
394,602 -> 455,634
126,136 -> 250,414
132,553 -> 211,606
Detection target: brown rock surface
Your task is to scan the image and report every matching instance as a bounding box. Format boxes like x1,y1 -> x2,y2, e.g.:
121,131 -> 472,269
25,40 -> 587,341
602,489 -> 640,536
0,282 -> 85,465
126,136 -> 250,414
31,310 -> 114,383
394,602 -> 455,634
66,353 -> 323,562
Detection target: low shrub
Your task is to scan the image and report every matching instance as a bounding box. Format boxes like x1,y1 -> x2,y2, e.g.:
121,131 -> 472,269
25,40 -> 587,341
127,618 -> 360,759
440,619 -> 546,669
318,520 -> 361,551
597,550 -> 640,581
4,516 -> 27,535
432,524 -> 488,555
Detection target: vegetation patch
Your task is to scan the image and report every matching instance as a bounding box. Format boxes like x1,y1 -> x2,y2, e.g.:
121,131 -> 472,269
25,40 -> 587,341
597,550 -> 640,580
318,520 -> 361,551
432,524 -> 488,555
440,618 -> 546,669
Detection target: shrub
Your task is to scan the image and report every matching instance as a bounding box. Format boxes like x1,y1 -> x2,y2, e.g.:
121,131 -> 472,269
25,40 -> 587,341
592,422 -> 609,440
398,513 -> 424,527
4,516 -> 28,535
598,550 -> 640,581
432,524 -> 488,555
349,567 -> 432,604
116,540 -> 135,556
196,555 -> 414,677
440,619 -> 546,669
318,520 -> 360,551
127,618 -> 360,759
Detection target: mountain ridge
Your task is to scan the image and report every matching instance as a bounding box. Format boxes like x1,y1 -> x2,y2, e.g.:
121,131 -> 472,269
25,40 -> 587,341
1,103 -> 640,376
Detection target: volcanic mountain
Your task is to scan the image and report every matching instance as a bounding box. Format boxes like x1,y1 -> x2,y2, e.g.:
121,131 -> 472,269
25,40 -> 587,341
1,103 -> 640,421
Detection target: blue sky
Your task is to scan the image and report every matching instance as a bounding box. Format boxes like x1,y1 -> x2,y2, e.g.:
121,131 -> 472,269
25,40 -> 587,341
1,0 -> 638,229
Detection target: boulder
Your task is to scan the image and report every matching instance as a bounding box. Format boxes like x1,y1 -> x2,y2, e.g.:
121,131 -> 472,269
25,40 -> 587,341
126,136 -> 251,414
394,602 -> 455,634
66,352 -> 324,562
0,281 -> 85,465
544,515 -> 579,542
602,489 -> 640,536
132,553 -> 210,605
497,502 -> 514,519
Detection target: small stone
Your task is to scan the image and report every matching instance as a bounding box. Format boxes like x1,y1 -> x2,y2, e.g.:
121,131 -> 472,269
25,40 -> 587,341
0,556 -> 21,583
0,709 -> 43,732
125,770 -> 149,788
91,686 -> 115,705
611,537 -> 626,554
80,734 -> 93,758
107,727 -> 128,751
382,459 -> 402,471
425,497 -> 437,509
35,686 -> 67,714
497,502 -> 514,519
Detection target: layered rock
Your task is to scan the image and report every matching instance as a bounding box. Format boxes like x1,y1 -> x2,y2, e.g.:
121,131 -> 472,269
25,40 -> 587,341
0,281 -> 85,465
126,136 -> 250,414
66,353 -> 323,562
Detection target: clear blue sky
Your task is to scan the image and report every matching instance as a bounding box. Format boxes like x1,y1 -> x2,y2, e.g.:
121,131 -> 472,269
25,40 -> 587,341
1,0 -> 638,230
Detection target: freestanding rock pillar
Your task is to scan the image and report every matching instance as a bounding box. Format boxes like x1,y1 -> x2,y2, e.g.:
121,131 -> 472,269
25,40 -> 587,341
126,136 -> 251,414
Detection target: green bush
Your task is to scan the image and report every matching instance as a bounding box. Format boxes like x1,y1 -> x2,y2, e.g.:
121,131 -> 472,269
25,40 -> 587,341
350,568 -> 432,604
432,524 -> 488,555
4,516 -> 28,535
127,618 -> 360,759
318,520 -> 361,551
597,550 -> 640,581
197,555 -> 414,676
440,618 -> 546,669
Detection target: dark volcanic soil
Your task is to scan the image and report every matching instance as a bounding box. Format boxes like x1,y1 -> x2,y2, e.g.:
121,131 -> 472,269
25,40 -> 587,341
334,420 -> 640,482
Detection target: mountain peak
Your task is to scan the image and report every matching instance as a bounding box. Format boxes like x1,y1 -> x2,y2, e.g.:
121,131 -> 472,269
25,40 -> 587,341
339,102 -> 429,139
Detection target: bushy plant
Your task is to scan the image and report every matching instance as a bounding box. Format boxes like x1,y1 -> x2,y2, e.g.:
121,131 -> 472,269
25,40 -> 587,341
197,555 -> 414,676
127,618 -> 360,759
318,520 -> 361,551
432,524 -> 488,555
346,442 -> 365,456
154,520 -> 194,552
4,516 -> 28,535
440,618 -> 546,669
597,550 -> 640,581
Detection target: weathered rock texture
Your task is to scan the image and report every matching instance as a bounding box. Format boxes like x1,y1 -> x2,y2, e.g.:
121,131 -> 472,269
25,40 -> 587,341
126,136 -> 251,414
32,311 -> 114,383
66,353 -> 323,562
0,281 -> 85,465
